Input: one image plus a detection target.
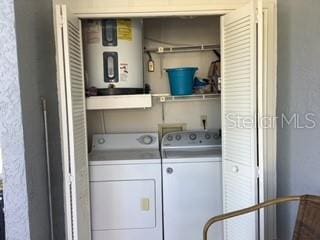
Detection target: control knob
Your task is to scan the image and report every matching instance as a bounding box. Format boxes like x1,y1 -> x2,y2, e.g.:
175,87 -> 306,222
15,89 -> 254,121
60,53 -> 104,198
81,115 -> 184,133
189,133 -> 197,140
166,135 -> 173,141
142,135 -> 153,145
205,133 -> 211,139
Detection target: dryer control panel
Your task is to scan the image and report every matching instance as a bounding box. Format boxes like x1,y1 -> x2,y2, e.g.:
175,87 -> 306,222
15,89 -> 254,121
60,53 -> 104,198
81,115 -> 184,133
161,130 -> 221,148
92,133 -> 159,151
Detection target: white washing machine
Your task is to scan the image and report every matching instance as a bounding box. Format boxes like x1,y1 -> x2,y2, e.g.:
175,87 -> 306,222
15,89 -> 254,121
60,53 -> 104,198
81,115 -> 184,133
161,130 -> 223,240
89,133 -> 162,240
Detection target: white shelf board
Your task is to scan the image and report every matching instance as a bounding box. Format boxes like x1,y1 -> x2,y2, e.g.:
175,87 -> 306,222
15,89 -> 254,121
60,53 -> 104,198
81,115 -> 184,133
152,93 -> 221,103
86,94 -> 152,110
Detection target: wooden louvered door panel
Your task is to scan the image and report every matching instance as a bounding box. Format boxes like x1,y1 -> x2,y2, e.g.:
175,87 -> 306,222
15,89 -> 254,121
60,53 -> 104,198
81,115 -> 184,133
221,1 -> 262,239
54,5 -> 91,240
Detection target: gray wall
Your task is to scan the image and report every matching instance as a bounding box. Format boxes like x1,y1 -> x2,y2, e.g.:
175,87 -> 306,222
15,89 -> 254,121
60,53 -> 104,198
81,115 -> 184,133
14,0 -> 66,239
277,0 -> 320,239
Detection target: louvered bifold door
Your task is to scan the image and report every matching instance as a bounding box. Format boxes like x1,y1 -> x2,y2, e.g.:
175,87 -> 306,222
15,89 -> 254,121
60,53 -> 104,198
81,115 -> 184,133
54,5 -> 91,240
221,1 -> 262,240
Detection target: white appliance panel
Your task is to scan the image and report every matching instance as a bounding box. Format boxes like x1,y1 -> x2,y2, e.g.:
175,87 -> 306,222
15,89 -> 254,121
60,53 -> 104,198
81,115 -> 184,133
162,161 -> 223,240
83,19 -> 143,89
89,164 -> 162,181
90,180 -> 156,230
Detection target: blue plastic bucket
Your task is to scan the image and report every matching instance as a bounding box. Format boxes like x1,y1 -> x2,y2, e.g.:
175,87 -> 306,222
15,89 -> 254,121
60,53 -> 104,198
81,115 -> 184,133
166,67 -> 198,96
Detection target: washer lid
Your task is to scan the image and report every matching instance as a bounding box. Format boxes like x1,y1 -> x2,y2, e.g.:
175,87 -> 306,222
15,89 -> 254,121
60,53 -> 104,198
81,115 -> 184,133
163,147 -> 221,159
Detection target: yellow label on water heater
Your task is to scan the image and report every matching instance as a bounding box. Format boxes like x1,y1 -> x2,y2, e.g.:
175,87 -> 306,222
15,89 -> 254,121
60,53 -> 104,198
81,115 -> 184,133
117,19 -> 132,41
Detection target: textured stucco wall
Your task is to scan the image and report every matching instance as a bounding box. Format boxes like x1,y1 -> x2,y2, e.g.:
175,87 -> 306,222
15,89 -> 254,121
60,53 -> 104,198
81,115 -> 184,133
14,0 -> 66,239
277,0 -> 320,239
0,0 -> 31,239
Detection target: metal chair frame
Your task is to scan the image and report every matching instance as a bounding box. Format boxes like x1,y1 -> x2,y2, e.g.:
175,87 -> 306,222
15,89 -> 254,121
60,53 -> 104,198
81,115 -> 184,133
203,196 -> 303,240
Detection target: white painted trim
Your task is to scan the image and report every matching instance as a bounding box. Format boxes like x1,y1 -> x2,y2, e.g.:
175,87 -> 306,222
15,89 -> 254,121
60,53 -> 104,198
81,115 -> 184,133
261,1 -> 278,239
76,10 -> 229,18
53,5 -> 74,240
53,1 -> 277,239
257,0 -> 265,239
73,3 -> 246,18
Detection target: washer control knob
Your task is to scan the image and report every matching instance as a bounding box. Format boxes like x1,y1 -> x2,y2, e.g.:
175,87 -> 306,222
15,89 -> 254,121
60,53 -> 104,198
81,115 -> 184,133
98,138 -> 106,144
189,133 -> 197,141
142,135 -> 153,145
166,167 -> 173,174
175,134 -> 182,141
213,133 -> 220,139
205,133 -> 211,139
166,135 -> 173,141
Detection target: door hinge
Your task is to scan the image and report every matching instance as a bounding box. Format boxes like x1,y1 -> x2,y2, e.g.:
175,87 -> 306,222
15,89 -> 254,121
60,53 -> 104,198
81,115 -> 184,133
57,6 -> 64,28
56,16 -> 63,28
256,166 -> 262,178
255,8 -> 262,24
67,173 -> 73,185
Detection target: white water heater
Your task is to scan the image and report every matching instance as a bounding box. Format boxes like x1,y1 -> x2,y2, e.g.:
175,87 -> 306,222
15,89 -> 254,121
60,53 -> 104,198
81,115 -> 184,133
83,19 -> 144,94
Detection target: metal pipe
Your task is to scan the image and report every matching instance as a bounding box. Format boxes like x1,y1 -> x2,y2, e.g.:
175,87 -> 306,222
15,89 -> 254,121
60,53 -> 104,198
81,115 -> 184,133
203,196 -> 302,240
161,102 -> 165,122
41,97 -> 54,240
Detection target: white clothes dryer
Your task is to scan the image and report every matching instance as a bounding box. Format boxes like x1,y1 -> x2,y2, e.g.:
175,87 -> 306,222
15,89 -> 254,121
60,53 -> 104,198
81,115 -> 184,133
89,133 -> 162,240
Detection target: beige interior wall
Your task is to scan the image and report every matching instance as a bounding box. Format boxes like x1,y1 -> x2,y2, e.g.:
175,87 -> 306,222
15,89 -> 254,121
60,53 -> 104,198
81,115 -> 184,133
144,16 -> 220,93
86,16 -> 221,148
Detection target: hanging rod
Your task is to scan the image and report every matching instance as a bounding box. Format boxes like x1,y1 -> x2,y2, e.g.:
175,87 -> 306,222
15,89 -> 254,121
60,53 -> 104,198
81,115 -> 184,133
144,44 -> 220,54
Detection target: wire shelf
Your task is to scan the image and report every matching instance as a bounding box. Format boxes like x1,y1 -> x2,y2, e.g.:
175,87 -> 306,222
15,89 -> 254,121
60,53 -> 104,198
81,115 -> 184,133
152,93 -> 221,103
145,44 -> 220,54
